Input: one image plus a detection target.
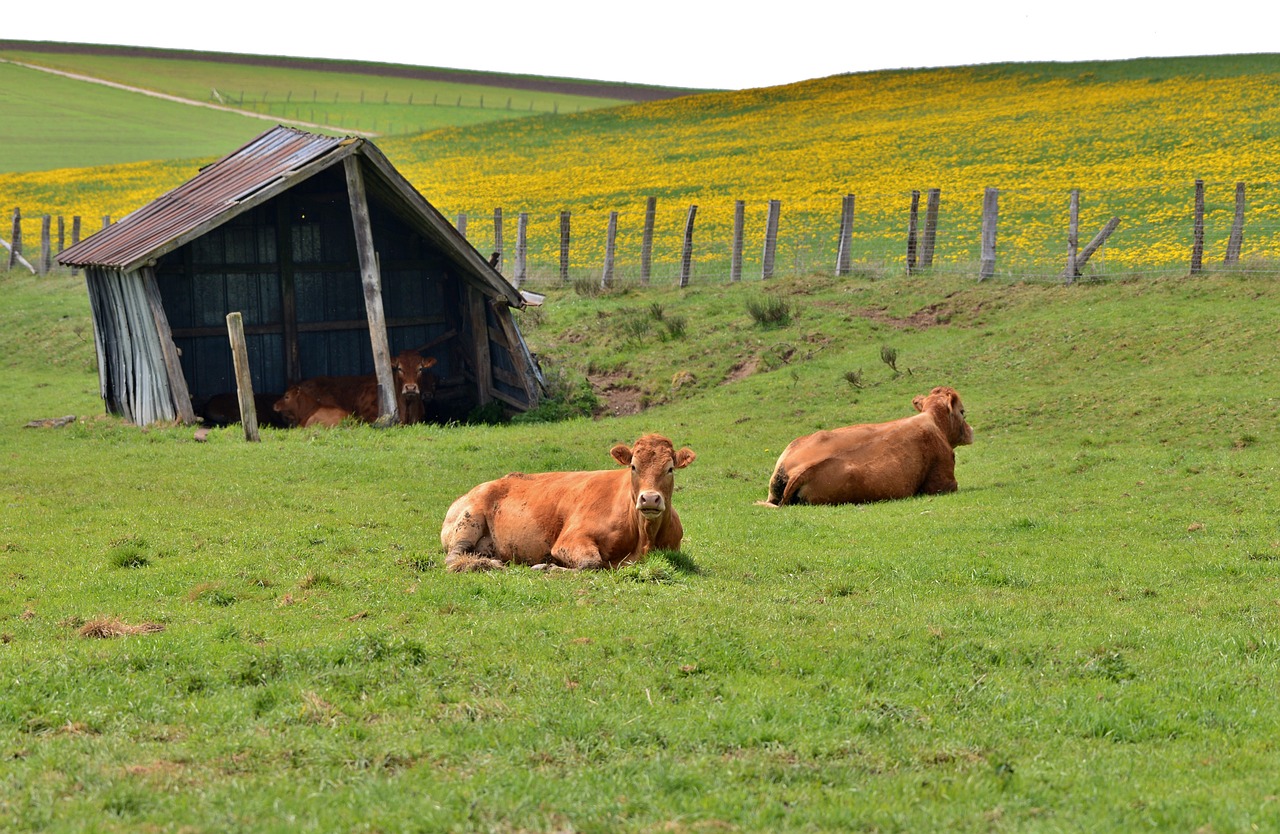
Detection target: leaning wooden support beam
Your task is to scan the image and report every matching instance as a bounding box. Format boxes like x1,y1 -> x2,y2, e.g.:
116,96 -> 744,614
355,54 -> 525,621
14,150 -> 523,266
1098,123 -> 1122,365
141,266 -> 197,425
1062,217 -> 1121,279
343,156 -> 398,425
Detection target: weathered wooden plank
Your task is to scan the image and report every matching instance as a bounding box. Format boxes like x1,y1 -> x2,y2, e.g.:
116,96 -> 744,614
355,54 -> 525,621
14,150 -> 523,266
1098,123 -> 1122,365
559,211 -> 571,283
905,191 -> 920,275
731,200 -> 745,283
979,187 -> 998,280
835,194 -> 854,276
601,211 -> 618,289
343,156 -> 398,425
920,188 -> 940,269
1066,189 -> 1080,283
678,205 -> 697,288
225,311 -> 261,442
640,196 -> 657,284
467,285 -> 493,405
141,266 -> 197,425
762,200 -> 781,280
1190,178 -> 1205,274
1225,182 -> 1245,266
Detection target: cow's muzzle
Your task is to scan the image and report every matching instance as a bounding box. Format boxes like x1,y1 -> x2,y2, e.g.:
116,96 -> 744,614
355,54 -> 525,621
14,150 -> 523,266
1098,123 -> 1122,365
636,491 -> 666,517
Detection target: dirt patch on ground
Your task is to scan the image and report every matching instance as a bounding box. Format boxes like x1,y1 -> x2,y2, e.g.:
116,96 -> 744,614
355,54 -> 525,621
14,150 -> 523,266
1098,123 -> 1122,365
725,356 -> 760,382
589,372 -> 645,417
854,302 -> 955,329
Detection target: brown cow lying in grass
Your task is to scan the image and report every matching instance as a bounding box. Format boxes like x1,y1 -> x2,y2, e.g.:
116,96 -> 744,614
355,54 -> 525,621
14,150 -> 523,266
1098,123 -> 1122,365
271,386 -> 352,428
440,433 -> 696,572
760,386 -> 974,506
274,350 -> 438,426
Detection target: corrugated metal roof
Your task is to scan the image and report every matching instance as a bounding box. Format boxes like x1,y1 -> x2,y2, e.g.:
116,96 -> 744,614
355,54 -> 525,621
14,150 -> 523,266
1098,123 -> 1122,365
58,127 -> 352,269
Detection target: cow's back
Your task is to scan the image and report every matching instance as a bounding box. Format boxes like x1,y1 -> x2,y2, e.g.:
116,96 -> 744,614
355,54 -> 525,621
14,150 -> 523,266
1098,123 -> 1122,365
442,469 -> 632,566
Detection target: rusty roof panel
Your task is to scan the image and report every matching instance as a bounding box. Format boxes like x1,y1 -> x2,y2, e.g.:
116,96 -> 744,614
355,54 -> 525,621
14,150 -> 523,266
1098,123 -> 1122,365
58,126 -> 350,269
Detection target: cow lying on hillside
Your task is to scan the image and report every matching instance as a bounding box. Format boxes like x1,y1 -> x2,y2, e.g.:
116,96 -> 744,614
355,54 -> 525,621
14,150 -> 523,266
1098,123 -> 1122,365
760,386 -> 974,506
275,350 -> 438,426
440,433 -> 696,572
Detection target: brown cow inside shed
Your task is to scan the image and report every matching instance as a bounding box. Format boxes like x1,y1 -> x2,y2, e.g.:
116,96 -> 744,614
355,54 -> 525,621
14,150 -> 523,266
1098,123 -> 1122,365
272,386 -> 352,428
760,386 -> 973,507
440,433 -> 696,572
284,350 -> 438,425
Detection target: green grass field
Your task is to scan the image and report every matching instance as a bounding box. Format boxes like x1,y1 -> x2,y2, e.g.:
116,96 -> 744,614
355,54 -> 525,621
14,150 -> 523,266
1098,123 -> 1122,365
2,263 -> 1278,832
0,45 -> 672,174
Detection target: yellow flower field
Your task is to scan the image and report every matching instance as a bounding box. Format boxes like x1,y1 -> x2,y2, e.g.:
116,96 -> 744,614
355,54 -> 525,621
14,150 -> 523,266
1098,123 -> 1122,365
6,59 -> 1280,280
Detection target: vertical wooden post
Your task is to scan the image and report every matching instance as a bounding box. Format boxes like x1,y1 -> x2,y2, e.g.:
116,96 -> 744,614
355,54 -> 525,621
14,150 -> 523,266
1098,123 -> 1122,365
514,212 -> 528,286
559,211 -> 571,283
920,188 -> 940,268
678,205 -> 697,288
7,208 -> 19,270
40,215 -> 52,275
762,200 -> 781,280
57,216 -> 65,255
343,156 -> 398,425
905,191 -> 920,275
1190,179 -> 1205,275
225,312 -> 261,442
1225,181 -> 1245,266
102,215 -> 111,229
467,287 -> 493,406
1065,189 -> 1080,283
979,187 -> 999,280
601,210 -> 618,289
492,207 -> 504,274
640,196 -> 657,285
456,212 -> 468,237
142,267 -> 196,425
72,216 -> 81,247
835,194 -> 855,276
731,200 -> 746,282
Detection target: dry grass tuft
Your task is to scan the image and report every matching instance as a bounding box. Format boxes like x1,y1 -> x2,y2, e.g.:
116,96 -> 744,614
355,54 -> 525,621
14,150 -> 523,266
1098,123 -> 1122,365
78,617 -> 165,639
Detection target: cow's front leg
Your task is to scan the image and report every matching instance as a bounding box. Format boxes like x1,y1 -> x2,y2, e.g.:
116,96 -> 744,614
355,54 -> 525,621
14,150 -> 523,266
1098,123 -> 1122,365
538,536 -> 606,571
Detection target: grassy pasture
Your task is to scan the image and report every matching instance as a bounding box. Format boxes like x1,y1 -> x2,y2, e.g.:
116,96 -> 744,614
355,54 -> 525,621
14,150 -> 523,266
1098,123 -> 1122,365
1,264 -> 1278,832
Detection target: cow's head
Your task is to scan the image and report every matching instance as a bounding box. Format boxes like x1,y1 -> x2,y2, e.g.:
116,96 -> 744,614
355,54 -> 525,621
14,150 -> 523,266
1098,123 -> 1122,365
272,386 -> 309,427
912,386 -> 974,447
610,434 -> 696,520
391,350 -> 438,404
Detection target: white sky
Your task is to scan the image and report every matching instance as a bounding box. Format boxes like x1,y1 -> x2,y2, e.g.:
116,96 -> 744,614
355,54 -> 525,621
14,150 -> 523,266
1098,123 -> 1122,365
8,0 -> 1277,90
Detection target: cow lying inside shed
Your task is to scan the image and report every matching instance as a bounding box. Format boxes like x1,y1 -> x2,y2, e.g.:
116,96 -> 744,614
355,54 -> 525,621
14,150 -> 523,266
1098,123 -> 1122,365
271,386 -> 351,427
274,350 -> 438,426
760,386 -> 973,506
440,433 -> 696,572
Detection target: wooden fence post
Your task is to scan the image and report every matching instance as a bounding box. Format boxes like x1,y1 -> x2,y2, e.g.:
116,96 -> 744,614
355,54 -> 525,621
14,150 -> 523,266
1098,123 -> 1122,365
72,216 -> 81,248
1066,189 -> 1080,283
492,207 -> 504,274
225,312 -> 261,443
920,188 -> 940,268
835,194 -> 854,276
1225,181 -> 1245,266
762,199 -> 781,280
40,215 -> 52,275
731,200 -> 745,282
1190,179 -> 1205,274
57,216 -> 65,256
979,187 -> 998,280
515,212 -> 528,286
456,212 -> 467,237
678,205 -> 697,288
7,208 -> 20,270
559,211 -> 571,283
102,215 -> 111,230
1064,217 -> 1121,279
601,210 -> 618,289
640,196 -> 656,285
905,191 -> 920,275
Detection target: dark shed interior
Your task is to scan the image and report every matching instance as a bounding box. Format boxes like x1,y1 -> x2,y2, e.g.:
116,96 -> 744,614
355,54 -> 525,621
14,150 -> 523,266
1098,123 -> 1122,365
58,127 -> 540,426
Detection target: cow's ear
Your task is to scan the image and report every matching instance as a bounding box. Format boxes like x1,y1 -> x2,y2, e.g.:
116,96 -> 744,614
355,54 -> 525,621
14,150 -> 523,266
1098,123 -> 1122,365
611,444 -> 634,466
912,395 -> 926,413
674,447 -> 696,469
424,357 -> 437,368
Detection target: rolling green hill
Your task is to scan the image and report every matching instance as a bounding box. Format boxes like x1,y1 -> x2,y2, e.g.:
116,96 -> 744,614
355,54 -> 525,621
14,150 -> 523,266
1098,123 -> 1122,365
0,40 -> 700,174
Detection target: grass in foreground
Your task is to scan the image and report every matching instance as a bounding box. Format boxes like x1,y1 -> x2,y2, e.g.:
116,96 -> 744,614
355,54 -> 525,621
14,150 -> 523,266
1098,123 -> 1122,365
0,266 -> 1278,831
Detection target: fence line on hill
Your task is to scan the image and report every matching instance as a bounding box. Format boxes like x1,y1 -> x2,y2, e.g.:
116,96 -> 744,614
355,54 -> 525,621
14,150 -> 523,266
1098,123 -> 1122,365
8,178 -> 1280,284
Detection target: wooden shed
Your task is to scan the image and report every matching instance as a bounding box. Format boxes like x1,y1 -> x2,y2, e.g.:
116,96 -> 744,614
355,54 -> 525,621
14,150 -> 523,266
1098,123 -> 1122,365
58,125 -> 542,426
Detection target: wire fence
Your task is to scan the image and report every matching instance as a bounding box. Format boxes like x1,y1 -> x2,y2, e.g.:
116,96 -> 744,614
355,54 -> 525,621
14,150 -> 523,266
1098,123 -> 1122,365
10,179 -> 1280,284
